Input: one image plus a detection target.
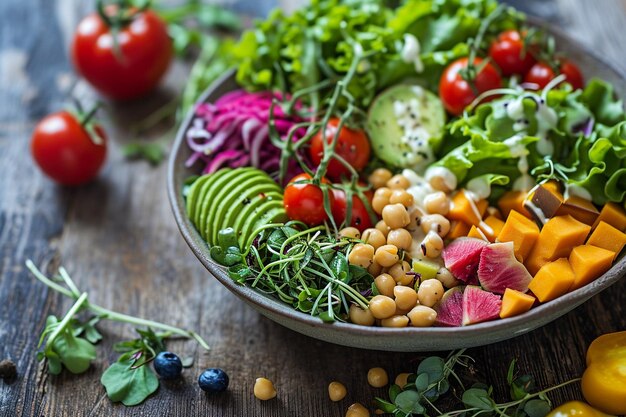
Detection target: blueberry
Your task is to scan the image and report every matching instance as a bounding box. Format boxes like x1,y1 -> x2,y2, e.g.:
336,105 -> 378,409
198,368 -> 229,393
153,352 -> 183,379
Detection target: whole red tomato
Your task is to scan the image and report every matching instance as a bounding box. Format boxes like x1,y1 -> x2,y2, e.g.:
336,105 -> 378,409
439,57 -> 502,116
489,30 -> 536,76
283,173 -> 334,226
71,7 -> 172,100
331,188 -> 374,232
559,59 -> 584,90
309,118 -> 371,181
524,60 -> 584,90
31,111 -> 107,185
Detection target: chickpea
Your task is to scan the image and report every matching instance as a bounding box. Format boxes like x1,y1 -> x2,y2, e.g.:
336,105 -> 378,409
407,305 -> 438,327
388,261 -> 413,286
349,304 -> 375,326
387,174 -> 410,190
375,410 -> 385,416
362,228 -> 386,250
389,189 -> 414,207
372,187 -> 392,215
419,214 -> 451,237
328,381 -> 347,402
346,403 -> 370,417
374,273 -> 396,298
420,232 -> 444,258
436,267 -> 460,288
367,367 -> 389,388
393,286 -> 418,310
254,377 -> 277,400
382,204 -> 410,229
386,228 -> 412,250
394,305 -> 411,316
368,168 -> 393,189
395,373 -> 411,388
348,244 -> 375,268
375,220 -> 391,237
417,279 -> 444,307
374,245 -> 399,267
429,175 -> 453,193
339,227 -> 361,239
368,261 -> 383,277
424,191 -> 450,215
381,315 -> 409,328
368,295 -> 396,319
405,206 -> 424,233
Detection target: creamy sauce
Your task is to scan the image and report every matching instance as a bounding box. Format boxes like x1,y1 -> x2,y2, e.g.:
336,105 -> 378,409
564,183 -> 592,201
394,98 -> 434,168
401,34 -> 424,73
425,166 -> 457,191
466,176 -> 491,200
535,100 -> 558,156
524,199 -> 547,225
503,135 -> 533,192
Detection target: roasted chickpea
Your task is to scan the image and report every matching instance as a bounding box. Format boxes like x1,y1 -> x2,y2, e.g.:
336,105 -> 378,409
388,261 -> 413,286
436,267 -> 460,288
367,367 -> 389,388
387,174 -> 410,190
375,220 -> 391,237
389,189 -> 414,207
374,273 -> 396,297
382,204 -> 410,229
349,304 -> 375,326
254,377 -> 277,400
372,187 -> 392,215
362,228 -> 386,250
424,191 -> 450,215
405,206 -> 424,233
348,244 -> 375,268
328,381 -> 347,402
346,403 -> 370,417
419,214 -> 451,237
368,261 -> 383,276
339,227 -> 361,239
429,175 -> 454,193
417,279 -> 444,307
374,245 -> 399,267
395,373 -> 410,388
393,286 -> 418,310
381,315 -> 409,328
420,232 -> 444,258
368,295 -> 396,319
386,228 -> 412,250
407,305 -> 437,327
368,168 -> 393,189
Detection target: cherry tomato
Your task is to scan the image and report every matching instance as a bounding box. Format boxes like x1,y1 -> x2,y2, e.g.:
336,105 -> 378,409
309,118 -> 371,181
546,401 -> 611,417
439,57 -> 502,116
524,60 -> 584,90
283,173 -> 334,226
488,30 -> 536,76
560,59 -> 584,90
331,188 -> 374,232
31,111 -> 107,185
71,7 -> 172,100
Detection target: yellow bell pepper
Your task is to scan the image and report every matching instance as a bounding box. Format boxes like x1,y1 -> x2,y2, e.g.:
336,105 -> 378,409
581,331 -> 626,415
546,401 -> 613,417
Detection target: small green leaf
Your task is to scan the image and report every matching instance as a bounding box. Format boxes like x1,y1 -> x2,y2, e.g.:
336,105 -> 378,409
122,143 -> 165,166
414,372 -> 429,392
101,361 -> 159,406
394,390 -> 425,414
417,356 -> 445,383
388,384 -> 402,402
511,374 -> 535,401
51,330 -> 97,374
181,357 -> 194,368
507,359 -> 516,385
462,388 -> 495,411
373,398 -> 396,413
524,399 -> 551,417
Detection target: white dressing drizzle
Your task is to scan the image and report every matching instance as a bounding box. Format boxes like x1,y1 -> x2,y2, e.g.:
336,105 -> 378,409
425,166 -> 457,191
466,176 -> 491,200
401,34 -> 424,73
564,183 -> 592,201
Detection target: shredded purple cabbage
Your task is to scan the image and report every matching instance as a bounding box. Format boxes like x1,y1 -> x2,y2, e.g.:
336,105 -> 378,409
572,117 -> 595,136
185,90 -> 308,182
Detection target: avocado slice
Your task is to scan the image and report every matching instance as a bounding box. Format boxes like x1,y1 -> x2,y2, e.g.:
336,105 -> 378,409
239,202 -> 287,248
367,84 -> 446,172
192,168 -> 231,228
232,191 -> 284,243
186,174 -> 211,221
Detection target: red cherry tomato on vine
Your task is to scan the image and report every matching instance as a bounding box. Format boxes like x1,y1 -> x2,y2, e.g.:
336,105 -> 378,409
71,7 -> 172,100
489,30 -> 536,76
559,59 -> 584,90
331,188 -> 374,232
309,118 -> 371,181
524,60 -> 584,91
31,111 -> 107,186
283,173 -> 334,226
439,57 -> 502,116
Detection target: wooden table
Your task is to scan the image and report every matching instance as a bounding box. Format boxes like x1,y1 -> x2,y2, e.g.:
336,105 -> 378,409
1,1 -> 625,416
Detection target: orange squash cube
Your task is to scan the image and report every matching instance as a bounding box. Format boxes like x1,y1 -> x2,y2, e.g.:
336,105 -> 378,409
448,190 -> 488,226
497,210 -> 540,263
481,215 -> 505,242
500,288 -> 536,318
467,225 -> 488,241
498,190 -> 532,218
593,202 -> 626,231
587,221 -> 626,260
569,245 -> 615,291
555,196 -> 600,226
528,258 -> 575,303
447,220 -> 471,240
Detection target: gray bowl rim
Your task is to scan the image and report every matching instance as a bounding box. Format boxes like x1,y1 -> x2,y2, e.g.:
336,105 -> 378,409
167,19 -> 626,351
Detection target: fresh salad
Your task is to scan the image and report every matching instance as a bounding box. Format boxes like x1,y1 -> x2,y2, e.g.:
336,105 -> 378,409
182,0 -> 626,328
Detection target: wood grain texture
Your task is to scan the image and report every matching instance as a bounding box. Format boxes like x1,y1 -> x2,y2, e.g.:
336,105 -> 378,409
0,1 -> 625,416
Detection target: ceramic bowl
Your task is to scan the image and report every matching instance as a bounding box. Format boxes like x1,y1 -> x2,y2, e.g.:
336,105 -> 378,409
167,23 -> 626,352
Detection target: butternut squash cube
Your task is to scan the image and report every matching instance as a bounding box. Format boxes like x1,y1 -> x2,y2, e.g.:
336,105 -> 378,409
500,288 -> 536,319
497,210 -> 540,263
528,258 -> 575,303
447,220 -> 471,240
481,215 -> 505,242
498,190 -> 532,219
449,191 -> 488,226
593,202 -> 626,231
467,225 -> 488,241
569,245 -> 615,291
531,184 -> 564,218
555,196 -> 599,226
525,215 -> 591,275
486,206 -> 503,220
587,221 -> 626,260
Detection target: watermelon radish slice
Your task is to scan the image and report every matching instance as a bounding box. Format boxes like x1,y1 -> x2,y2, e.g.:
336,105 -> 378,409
442,238 -> 489,284
434,286 -> 465,327
478,242 -> 532,295
462,286 -> 502,326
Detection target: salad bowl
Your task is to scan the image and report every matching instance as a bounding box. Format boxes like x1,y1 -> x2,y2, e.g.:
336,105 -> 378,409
168,22 -> 626,352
